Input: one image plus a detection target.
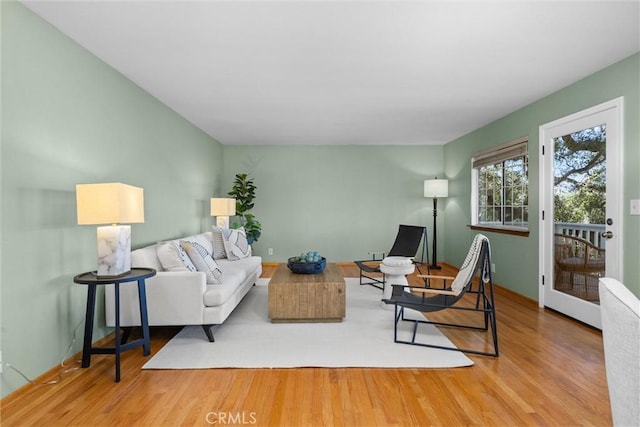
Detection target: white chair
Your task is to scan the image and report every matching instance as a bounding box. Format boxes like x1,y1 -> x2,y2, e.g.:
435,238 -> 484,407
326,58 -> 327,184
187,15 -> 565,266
598,278 -> 640,426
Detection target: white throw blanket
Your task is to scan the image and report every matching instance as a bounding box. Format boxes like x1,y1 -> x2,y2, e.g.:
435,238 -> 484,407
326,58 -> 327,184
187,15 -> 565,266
450,234 -> 490,295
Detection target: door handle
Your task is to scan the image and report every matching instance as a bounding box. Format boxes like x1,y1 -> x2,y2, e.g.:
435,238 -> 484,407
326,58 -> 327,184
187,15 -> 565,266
601,231 -> 614,239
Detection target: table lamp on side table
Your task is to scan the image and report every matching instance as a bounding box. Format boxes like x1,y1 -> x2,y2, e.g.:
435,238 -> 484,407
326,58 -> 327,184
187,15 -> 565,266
211,197 -> 236,229
76,183 -> 144,277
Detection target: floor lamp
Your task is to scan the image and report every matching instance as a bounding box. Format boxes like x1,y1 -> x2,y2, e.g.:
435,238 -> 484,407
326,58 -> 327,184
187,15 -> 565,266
424,178 -> 448,270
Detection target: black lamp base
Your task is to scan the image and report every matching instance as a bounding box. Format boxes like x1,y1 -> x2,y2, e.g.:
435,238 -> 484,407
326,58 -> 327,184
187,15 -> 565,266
429,197 -> 443,272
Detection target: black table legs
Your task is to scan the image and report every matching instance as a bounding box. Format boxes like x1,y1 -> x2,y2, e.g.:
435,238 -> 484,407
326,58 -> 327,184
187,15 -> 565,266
81,284 -> 97,369
80,280 -> 151,382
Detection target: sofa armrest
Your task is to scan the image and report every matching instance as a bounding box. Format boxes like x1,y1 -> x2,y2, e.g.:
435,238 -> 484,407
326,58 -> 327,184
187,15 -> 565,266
105,271 -> 208,327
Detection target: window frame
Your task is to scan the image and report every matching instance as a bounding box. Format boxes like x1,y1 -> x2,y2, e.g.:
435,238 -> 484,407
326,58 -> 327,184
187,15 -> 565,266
471,137 -> 530,235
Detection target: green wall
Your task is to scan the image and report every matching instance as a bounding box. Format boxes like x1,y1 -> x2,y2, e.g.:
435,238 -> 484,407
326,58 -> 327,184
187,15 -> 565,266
1,2 -> 223,397
2,0 -> 638,402
0,0 -> 4,401
221,145 -> 444,263
443,53 -> 640,300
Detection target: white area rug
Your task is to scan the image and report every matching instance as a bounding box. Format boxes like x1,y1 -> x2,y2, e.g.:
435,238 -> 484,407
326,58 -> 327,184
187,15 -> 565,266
143,278 -> 473,369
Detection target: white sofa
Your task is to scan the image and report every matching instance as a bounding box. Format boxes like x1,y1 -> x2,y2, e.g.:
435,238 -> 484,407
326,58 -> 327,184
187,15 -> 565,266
598,277 -> 640,426
105,231 -> 262,341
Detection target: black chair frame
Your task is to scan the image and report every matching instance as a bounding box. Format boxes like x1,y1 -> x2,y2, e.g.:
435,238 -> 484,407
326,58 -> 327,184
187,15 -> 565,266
354,225 -> 429,291
384,239 -> 498,357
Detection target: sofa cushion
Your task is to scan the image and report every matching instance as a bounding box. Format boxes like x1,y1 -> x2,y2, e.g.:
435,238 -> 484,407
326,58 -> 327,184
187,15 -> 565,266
193,232 -> 215,257
203,256 -> 261,306
180,240 -> 223,284
222,227 -> 252,260
156,241 -> 197,272
131,244 -> 164,271
211,227 -> 227,259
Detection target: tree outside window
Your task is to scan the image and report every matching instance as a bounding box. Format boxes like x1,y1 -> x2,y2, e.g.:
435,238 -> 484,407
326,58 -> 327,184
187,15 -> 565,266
553,125 -> 606,225
472,138 -> 529,231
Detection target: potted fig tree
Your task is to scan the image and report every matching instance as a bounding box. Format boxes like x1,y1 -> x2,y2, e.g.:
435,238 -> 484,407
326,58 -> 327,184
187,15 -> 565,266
228,173 -> 262,244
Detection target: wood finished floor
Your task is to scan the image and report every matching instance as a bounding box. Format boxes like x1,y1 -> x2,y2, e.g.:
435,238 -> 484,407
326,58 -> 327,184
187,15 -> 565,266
1,263 -> 611,426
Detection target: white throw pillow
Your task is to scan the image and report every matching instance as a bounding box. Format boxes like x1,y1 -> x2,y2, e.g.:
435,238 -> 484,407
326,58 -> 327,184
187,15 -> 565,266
211,227 -> 227,259
180,240 -> 223,284
194,232 -> 215,257
222,227 -> 252,261
156,241 -> 197,272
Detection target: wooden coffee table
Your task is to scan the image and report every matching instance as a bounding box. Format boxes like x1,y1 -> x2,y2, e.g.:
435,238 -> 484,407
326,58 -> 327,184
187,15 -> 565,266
268,263 -> 345,323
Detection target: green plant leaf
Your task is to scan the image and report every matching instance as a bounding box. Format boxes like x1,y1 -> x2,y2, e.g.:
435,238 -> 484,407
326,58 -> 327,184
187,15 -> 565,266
227,173 -> 261,243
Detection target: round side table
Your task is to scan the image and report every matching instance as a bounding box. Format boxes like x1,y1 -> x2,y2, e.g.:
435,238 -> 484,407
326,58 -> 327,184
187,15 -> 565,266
74,267 -> 156,382
380,257 -> 415,310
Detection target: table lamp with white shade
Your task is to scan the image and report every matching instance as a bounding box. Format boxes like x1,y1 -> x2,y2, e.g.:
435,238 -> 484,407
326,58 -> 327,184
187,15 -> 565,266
211,198 -> 236,229
76,183 -> 144,277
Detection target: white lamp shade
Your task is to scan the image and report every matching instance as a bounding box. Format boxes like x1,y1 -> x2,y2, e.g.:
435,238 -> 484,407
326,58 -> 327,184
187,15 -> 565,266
76,183 -> 144,225
211,198 -> 236,216
424,179 -> 449,198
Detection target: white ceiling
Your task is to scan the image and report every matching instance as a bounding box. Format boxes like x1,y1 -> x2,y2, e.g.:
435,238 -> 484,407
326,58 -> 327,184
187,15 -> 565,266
22,1 -> 640,146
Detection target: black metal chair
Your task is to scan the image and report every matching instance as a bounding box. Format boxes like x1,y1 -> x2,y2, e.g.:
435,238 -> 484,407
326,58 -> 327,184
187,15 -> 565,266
354,225 -> 428,291
383,234 -> 498,357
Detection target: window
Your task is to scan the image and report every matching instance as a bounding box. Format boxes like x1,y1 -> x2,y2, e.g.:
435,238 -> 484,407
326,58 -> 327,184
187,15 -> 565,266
472,137 -> 529,231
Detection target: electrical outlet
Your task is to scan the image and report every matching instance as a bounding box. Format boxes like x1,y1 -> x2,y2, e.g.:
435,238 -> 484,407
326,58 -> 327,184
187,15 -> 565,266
631,199 -> 640,215
491,263 -> 496,273
268,248 -> 274,256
